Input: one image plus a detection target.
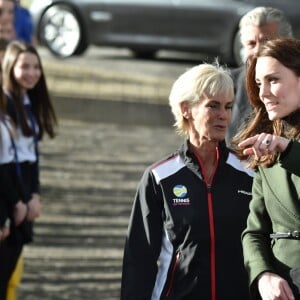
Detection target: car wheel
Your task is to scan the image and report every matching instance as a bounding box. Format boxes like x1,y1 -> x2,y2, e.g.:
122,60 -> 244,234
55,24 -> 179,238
39,4 -> 88,57
232,30 -> 245,66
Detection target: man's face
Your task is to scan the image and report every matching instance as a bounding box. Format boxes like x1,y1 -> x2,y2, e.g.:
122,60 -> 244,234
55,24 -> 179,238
0,0 -> 14,24
241,21 -> 279,63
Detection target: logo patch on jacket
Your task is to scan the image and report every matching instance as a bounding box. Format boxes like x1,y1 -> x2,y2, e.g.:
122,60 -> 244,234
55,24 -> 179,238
172,185 -> 190,206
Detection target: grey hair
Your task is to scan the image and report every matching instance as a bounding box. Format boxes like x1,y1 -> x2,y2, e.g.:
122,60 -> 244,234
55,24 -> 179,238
169,62 -> 233,136
240,6 -> 293,39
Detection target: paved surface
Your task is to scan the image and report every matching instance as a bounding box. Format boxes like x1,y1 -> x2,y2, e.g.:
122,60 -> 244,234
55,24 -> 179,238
19,120 -> 179,300
17,48 -> 184,299
39,46 -> 197,126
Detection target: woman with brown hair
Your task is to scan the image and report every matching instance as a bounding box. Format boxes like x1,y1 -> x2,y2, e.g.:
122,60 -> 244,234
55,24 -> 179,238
0,40 -> 57,299
233,37 -> 300,300
0,71 -> 28,300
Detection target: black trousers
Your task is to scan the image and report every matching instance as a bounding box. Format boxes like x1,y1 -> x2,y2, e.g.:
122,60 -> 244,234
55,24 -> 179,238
0,161 -> 37,298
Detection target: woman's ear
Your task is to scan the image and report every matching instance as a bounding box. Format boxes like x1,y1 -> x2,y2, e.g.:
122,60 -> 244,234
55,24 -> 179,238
180,102 -> 190,119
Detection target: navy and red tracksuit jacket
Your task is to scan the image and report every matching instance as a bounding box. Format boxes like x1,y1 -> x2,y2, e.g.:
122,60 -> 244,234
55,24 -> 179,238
121,140 -> 253,300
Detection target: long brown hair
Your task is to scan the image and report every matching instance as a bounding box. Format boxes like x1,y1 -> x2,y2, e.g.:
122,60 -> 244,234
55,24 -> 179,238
2,40 -> 57,139
232,37 -> 300,168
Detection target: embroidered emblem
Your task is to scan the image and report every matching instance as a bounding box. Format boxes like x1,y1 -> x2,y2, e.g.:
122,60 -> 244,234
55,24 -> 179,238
173,185 -> 187,198
172,185 -> 190,206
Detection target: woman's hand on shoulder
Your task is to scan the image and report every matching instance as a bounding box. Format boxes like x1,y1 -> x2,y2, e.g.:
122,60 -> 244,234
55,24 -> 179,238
258,271 -> 295,300
238,133 -> 290,159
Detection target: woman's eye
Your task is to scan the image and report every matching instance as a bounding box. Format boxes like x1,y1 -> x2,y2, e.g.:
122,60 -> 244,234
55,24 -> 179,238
269,77 -> 278,83
208,104 -> 217,108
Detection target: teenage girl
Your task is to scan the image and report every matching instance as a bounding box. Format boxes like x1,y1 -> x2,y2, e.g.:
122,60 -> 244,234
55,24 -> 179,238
0,40 -> 57,299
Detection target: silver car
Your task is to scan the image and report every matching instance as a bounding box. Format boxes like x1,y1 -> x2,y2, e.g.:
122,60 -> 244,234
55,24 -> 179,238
29,0 -> 300,66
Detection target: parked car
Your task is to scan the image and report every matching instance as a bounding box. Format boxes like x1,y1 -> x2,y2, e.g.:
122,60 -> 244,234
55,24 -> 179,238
29,0 -> 300,66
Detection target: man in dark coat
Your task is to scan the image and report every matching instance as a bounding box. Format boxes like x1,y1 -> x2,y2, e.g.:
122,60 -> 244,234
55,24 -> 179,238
226,6 -> 293,145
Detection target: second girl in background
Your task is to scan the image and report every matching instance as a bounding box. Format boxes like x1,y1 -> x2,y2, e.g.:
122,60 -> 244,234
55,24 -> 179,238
0,40 -> 57,299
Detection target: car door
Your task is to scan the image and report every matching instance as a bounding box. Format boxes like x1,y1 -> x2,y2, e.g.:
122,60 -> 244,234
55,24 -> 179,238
87,0 -> 177,48
171,0 -> 253,62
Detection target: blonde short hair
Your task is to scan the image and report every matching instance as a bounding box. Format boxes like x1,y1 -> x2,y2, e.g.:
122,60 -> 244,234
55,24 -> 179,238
169,63 -> 233,136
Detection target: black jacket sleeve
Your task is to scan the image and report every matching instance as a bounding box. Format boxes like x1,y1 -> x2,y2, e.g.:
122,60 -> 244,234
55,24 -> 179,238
279,140 -> 300,176
0,163 -> 20,226
121,168 -> 164,300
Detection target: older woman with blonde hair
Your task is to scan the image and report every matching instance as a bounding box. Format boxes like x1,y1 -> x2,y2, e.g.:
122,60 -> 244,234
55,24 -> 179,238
121,62 -> 253,300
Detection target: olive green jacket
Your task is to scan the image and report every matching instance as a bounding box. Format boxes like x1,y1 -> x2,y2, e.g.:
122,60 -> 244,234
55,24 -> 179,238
242,141 -> 300,298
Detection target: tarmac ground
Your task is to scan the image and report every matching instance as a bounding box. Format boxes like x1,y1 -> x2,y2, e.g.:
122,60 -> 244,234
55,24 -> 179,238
17,47 -> 186,299
19,119 -> 179,300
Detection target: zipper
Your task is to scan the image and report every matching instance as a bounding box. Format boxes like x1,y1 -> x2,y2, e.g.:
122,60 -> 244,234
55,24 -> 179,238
194,147 -> 219,300
207,187 -> 216,300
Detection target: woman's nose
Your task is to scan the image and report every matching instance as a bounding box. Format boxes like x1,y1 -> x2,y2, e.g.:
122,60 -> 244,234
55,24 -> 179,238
259,83 -> 270,99
219,107 -> 229,119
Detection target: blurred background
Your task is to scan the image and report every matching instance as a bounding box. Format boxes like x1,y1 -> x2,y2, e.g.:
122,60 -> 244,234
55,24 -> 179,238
23,0 -> 31,8
18,1 -> 194,300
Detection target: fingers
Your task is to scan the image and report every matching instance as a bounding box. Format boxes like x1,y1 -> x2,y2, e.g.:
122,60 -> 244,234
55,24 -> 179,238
0,227 -> 10,240
0,219 -> 11,241
14,196 -> 42,224
282,281 -> 295,300
14,200 -> 27,226
26,197 -> 42,221
251,134 -> 269,158
238,133 -> 290,159
238,133 -> 271,159
259,135 -> 273,150
282,281 -> 296,300
238,135 -> 259,148
258,272 -> 295,300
